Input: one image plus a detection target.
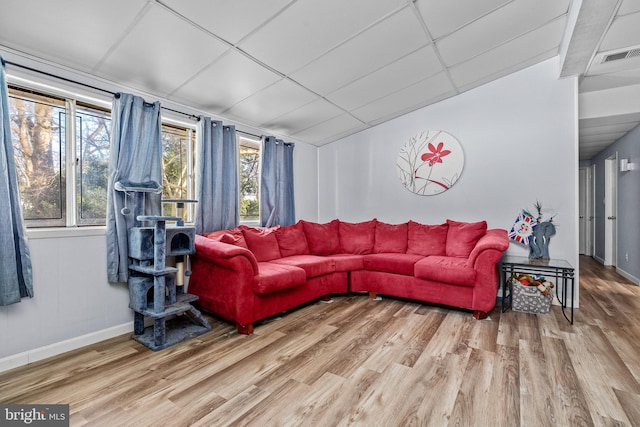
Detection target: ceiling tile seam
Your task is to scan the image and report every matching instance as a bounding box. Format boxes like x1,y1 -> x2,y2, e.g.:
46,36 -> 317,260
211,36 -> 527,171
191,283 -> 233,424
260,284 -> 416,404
428,0 -> 516,43
407,1 -> 459,96
288,111 -> 368,139
229,0 -> 300,47
442,14 -> 568,70
328,69 -> 451,119
165,47 -> 237,98
452,47 -> 559,92
362,88 -> 458,127
320,44 -> 433,105
273,4 -> 415,78
90,0 -> 155,74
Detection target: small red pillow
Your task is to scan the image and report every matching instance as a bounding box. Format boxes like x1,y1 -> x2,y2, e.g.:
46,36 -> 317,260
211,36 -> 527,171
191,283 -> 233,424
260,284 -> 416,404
373,222 -> 408,253
338,219 -> 377,254
204,228 -> 248,249
242,226 -> 282,261
406,221 -> 448,256
275,221 -> 310,257
301,219 -> 340,255
445,219 -> 487,258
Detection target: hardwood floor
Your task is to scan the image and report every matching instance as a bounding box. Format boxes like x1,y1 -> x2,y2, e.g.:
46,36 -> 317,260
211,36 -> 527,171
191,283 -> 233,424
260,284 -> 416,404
1,256 -> 639,426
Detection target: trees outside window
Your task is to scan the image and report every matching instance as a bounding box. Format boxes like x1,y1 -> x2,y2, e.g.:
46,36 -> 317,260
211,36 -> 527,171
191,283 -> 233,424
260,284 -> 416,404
239,135 -> 260,224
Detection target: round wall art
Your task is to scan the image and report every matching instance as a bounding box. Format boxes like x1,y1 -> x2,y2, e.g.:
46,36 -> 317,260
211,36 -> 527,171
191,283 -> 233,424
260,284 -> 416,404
396,130 -> 464,196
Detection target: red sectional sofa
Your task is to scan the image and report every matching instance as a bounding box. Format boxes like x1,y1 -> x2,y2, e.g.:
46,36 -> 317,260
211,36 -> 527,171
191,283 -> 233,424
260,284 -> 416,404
188,219 -> 509,334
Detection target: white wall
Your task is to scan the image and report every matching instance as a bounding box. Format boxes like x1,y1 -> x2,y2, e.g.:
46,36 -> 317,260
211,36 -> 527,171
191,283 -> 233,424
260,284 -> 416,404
0,230 -> 132,371
318,57 -> 578,274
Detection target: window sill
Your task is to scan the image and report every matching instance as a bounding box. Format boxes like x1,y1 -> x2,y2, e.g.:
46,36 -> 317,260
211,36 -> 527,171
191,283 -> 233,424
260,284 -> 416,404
26,226 -> 107,240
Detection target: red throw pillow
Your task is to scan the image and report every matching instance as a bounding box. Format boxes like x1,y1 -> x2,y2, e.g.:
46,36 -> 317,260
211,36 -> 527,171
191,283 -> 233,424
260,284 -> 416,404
301,219 -> 340,255
204,228 -> 248,249
242,226 -> 282,261
406,221 -> 448,256
373,222 -> 408,253
339,219 -> 377,254
445,219 -> 487,258
275,221 -> 310,257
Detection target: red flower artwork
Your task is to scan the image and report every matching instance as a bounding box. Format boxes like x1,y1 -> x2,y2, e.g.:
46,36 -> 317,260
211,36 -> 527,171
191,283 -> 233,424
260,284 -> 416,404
421,142 -> 451,166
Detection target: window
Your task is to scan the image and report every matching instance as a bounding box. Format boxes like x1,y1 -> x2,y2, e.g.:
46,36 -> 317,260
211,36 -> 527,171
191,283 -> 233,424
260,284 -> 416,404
76,103 -> 111,225
238,134 -> 261,225
161,124 -> 195,223
8,84 -> 197,228
9,87 -> 67,227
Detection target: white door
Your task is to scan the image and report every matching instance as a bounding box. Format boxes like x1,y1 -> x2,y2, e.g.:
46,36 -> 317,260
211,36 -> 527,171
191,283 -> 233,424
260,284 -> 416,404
586,165 -> 595,256
604,155 -> 617,266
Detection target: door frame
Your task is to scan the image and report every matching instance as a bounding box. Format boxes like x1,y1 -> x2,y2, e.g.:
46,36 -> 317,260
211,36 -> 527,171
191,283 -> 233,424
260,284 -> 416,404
604,155 -> 617,266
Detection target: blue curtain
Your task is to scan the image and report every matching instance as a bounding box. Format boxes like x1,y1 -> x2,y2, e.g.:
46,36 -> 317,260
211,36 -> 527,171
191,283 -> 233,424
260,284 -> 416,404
260,136 -> 295,227
0,56 -> 33,306
106,93 -> 162,283
194,117 -> 239,235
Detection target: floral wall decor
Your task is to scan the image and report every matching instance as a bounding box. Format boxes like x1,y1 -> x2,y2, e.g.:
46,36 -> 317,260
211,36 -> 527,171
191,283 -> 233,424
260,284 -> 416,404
396,130 -> 464,195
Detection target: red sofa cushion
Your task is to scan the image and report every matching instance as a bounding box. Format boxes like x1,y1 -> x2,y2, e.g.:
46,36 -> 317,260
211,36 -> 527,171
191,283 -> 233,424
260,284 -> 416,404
407,221 -> 448,257
301,220 -> 340,255
414,256 -> 476,286
363,253 -> 424,276
253,262 -> 306,294
326,254 -> 364,271
242,226 -> 282,262
271,255 -> 335,278
446,219 -> 487,258
339,219 -> 377,254
204,228 -> 249,249
373,222 -> 408,253
275,221 -> 310,257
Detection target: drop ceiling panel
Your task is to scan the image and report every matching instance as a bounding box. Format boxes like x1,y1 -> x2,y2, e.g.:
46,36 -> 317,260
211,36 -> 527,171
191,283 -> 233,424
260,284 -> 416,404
159,0 -> 293,44
169,50 -> 282,113
325,46 -> 443,111
436,0 -> 570,66
579,122 -> 637,135
291,8 -> 427,96
239,0 -> 407,75
449,18 -> 565,88
415,0 -> 510,39
619,0 -> 640,15
599,12 -> 640,52
291,113 -> 366,145
0,0 -> 148,73
351,72 -> 456,124
580,131 -> 628,143
579,112 -> 640,128
261,99 -> 345,135
95,4 -> 229,96
223,78 -> 319,126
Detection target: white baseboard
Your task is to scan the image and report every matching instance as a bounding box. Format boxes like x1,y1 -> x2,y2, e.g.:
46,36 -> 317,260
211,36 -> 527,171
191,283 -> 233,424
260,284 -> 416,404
0,322 -> 133,374
616,267 -> 640,285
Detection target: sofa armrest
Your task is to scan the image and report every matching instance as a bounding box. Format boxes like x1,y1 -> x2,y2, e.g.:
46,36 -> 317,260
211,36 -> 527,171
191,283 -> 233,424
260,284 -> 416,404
193,234 -> 259,274
188,235 -> 259,326
467,229 -> 509,267
467,229 -> 509,312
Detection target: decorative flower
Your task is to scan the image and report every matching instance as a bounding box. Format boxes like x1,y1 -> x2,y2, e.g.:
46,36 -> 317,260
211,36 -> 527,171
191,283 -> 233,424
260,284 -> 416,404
421,142 -> 451,166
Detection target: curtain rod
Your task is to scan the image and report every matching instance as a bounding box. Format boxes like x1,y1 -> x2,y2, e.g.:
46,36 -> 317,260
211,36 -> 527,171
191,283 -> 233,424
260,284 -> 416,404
5,60 -> 201,121
5,60 -> 268,139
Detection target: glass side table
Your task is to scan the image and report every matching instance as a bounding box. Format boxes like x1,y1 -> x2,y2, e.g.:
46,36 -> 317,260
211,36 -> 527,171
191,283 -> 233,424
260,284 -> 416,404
500,255 -> 574,324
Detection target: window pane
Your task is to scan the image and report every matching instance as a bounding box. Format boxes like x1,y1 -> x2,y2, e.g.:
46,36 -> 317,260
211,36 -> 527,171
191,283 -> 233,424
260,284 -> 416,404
76,104 -> 111,225
239,136 -> 260,224
8,88 -> 66,226
162,125 -> 194,222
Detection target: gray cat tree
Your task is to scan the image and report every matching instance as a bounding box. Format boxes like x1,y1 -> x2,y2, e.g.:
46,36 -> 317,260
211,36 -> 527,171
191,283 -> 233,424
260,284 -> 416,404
116,181 -> 210,351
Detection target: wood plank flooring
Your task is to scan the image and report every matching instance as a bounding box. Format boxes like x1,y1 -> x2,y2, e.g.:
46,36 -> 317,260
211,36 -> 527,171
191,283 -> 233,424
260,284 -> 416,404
1,255 -> 639,426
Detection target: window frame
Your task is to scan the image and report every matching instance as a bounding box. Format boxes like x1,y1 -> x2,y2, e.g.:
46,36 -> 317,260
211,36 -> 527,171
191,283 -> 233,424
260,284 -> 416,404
237,132 -> 262,226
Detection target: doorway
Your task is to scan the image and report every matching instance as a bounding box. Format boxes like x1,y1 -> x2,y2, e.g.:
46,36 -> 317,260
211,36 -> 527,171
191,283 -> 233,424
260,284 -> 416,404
578,166 -> 595,256
604,155 -> 617,266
